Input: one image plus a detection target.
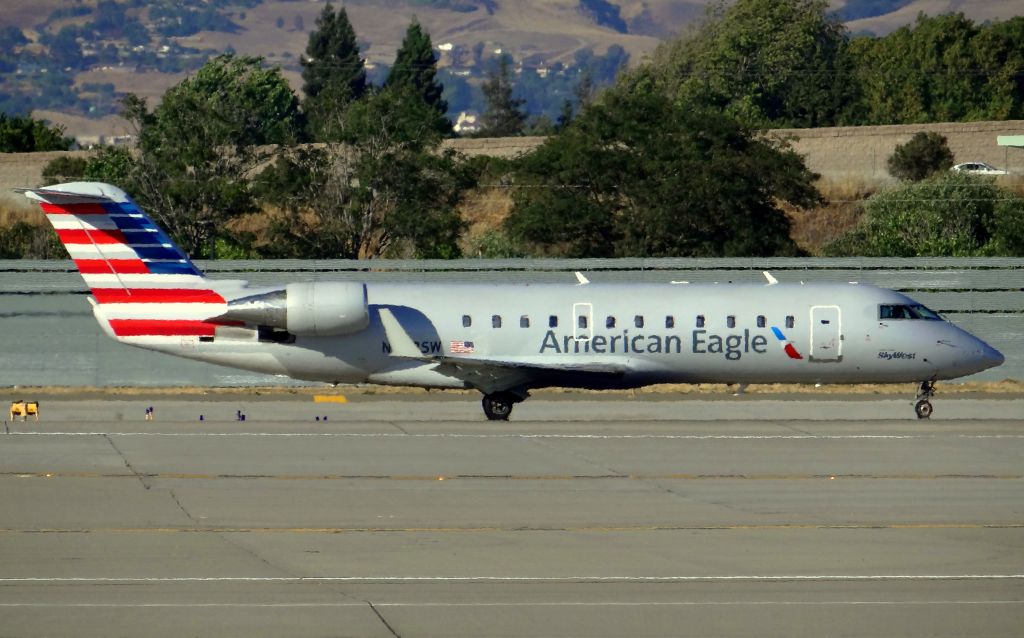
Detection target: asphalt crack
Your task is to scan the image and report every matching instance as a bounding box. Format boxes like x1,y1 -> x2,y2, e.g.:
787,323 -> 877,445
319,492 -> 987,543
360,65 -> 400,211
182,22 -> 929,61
103,434 -> 150,490
367,601 -> 402,638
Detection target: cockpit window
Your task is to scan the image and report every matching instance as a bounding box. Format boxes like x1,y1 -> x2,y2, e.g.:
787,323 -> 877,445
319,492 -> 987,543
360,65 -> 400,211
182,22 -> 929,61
879,304 -> 942,320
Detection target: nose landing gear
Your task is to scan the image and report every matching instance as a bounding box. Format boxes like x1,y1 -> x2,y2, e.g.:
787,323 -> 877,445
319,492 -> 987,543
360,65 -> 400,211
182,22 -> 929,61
914,380 -> 936,419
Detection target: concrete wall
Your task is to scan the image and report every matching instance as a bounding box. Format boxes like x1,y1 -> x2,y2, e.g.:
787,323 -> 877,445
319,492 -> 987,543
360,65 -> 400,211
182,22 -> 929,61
773,120 -> 1024,183
0,150 -> 93,213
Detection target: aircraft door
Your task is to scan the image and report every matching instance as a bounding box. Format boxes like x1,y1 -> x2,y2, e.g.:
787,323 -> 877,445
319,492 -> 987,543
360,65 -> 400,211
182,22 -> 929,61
573,302 -> 593,341
810,305 -> 842,361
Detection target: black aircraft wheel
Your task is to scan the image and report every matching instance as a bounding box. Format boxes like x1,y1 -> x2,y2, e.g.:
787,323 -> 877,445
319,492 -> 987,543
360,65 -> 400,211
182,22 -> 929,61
914,399 -> 933,420
482,394 -> 514,421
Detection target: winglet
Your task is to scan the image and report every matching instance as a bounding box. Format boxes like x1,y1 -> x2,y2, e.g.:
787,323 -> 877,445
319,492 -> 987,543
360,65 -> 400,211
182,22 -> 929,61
763,271 -> 779,285
379,308 -> 424,358
575,271 -> 590,285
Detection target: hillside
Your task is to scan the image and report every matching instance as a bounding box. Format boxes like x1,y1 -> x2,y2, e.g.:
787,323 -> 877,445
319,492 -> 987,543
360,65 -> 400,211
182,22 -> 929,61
2,0 -> 1022,139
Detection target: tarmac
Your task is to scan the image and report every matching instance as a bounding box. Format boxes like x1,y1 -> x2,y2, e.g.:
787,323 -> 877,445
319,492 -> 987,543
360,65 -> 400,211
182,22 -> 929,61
1,393 -> 1023,637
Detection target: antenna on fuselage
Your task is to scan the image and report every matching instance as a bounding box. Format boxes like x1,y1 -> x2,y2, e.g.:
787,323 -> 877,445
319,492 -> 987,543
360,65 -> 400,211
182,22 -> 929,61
763,271 -> 779,285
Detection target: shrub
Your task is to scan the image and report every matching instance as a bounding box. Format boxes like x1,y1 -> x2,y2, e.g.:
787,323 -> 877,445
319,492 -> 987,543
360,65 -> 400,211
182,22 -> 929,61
887,131 -> 954,181
824,172 -> 1024,256
41,156 -> 87,185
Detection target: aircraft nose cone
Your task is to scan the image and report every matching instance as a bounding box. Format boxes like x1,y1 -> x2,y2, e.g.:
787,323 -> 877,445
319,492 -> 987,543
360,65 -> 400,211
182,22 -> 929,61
983,343 -> 1005,369
969,339 -> 1005,373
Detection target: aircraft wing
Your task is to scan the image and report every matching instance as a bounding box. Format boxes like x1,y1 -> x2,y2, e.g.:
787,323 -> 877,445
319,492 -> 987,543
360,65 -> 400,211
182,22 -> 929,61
378,308 -> 627,394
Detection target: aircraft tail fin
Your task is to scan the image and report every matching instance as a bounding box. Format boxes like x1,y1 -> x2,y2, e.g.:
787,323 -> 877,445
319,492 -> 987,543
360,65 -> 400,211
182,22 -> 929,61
22,182 -> 236,340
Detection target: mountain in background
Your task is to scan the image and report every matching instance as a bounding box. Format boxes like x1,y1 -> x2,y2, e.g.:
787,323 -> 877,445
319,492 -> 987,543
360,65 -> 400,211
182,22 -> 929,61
1,0 -> 1021,139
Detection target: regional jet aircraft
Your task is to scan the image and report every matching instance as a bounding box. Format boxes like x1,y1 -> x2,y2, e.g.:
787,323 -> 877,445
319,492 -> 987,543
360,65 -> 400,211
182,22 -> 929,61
23,182 -> 1004,420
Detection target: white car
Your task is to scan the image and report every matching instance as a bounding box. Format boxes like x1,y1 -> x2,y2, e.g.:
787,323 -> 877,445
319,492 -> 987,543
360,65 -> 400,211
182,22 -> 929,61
951,162 -> 1008,175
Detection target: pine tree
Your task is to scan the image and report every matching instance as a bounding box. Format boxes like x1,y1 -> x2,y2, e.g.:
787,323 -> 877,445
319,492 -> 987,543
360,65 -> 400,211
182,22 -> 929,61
479,54 -> 526,137
387,19 -> 448,122
301,3 -> 366,136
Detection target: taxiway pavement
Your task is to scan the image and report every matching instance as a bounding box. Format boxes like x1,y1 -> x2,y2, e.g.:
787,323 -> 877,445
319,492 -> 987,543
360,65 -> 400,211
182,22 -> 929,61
1,394 -> 1022,637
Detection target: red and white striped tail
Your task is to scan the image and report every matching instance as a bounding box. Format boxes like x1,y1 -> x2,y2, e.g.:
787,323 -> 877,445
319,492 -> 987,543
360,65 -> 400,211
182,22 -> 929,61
24,182 -> 239,340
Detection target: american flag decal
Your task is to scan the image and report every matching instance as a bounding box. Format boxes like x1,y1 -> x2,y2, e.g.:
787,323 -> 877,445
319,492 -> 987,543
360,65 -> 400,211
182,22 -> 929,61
450,340 -> 475,354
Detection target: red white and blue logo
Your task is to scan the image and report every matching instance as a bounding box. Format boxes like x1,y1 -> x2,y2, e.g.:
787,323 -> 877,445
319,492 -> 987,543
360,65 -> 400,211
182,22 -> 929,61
771,326 -> 804,360
28,182 -> 235,340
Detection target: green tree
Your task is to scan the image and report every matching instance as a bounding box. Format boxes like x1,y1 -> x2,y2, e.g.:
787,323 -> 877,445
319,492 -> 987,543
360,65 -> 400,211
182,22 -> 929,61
301,3 -> 366,140
634,0 -> 857,128
986,192 -> 1024,256
970,17 -> 1024,120
824,172 -> 1024,256
41,156 -> 88,185
259,86 -> 475,259
387,19 -> 448,129
848,14 -> 1024,124
479,54 -> 526,137
0,114 -> 73,152
506,90 -> 818,257
887,132 -> 954,181
83,145 -> 135,185
124,55 -> 302,257
0,222 -> 63,259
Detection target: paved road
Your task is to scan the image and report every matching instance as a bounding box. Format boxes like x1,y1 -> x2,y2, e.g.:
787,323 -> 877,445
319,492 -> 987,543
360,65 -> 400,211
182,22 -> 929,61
1,395 -> 1022,637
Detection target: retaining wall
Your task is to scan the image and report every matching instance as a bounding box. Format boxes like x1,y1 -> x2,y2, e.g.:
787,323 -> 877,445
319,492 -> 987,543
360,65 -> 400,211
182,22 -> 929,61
2,121 -> 1023,202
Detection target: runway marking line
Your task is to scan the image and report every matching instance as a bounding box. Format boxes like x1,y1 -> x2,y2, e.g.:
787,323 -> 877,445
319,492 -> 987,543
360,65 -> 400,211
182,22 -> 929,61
1,574 -> 1022,583
0,601 -> 1021,608
3,523 -> 1023,534
7,432 -> 1024,440
3,470 -> 1022,482
313,395 -> 347,404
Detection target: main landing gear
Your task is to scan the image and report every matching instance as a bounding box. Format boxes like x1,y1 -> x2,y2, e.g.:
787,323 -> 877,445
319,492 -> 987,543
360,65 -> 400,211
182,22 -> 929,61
914,380 -> 936,419
481,391 -> 525,421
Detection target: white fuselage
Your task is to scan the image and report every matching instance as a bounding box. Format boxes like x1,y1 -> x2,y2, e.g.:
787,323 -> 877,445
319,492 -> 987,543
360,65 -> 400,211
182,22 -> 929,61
108,282 -> 1004,390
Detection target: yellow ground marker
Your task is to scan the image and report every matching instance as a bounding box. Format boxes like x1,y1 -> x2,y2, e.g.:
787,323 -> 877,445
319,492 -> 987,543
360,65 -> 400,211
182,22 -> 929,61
313,395 -> 348,404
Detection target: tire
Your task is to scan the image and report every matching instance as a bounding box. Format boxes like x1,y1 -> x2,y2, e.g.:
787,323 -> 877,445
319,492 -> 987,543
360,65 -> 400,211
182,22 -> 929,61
482,394 -> 514,421
914,400 -> 933,419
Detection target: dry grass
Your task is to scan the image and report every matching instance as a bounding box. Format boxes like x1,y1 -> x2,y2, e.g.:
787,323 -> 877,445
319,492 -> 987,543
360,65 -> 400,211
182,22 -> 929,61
845,0 -> 1024,35
10,379 -> 1024,397
0,207 -> 45,227
457,185 -> 515,252
786,177 -> 881,254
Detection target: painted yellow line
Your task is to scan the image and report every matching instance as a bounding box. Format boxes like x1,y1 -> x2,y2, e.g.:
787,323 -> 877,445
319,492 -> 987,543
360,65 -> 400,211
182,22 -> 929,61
313,395 -> 347,404
2,523 -> 1023,534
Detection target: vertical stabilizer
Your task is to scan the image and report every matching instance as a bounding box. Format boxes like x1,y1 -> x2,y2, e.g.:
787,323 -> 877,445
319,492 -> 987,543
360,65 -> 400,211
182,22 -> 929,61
23,182 -> 236,341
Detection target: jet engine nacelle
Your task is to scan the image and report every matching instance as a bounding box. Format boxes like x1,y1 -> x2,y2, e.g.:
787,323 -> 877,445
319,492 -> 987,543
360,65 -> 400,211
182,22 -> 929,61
285,282 -> 369,336
223,282 -> 369,337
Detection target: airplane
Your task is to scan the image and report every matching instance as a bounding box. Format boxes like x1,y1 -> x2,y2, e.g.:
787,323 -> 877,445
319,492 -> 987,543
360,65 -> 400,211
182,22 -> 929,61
22,181 -> 1005,420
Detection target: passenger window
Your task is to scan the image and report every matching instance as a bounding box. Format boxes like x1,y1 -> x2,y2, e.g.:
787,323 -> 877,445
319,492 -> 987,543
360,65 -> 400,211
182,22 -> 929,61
756,315 -> 766,328
635,315 -> 644,329
606,316 -> 616,329
520,315 -> 530,328
665,316 -> 675,329
786,316 -> 794,329
696,315 -> 705,328
492,315 -> 502,329
578,315 -> 588,329
462,315 -> 472,328
549,315 -> 558,328
727,315 -> 736,329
